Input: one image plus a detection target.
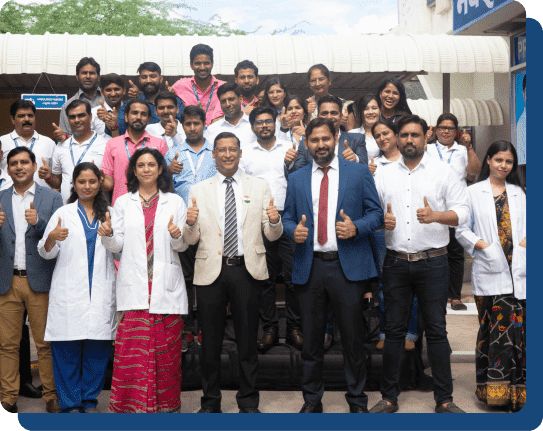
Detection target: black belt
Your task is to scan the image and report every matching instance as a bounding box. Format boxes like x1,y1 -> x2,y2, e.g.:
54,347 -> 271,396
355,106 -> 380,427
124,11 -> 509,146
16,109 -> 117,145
313,251 -> 339,261
222,256 -> 245,267
386,247 -> 448,262
13,269 -> 27,277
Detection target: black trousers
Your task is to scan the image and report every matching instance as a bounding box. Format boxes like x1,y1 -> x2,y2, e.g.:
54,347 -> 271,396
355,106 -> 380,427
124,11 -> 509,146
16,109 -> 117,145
447,227 -> 465,300
298,257 -> 369,408
261,230 -> 301,332
196,262 -> 261,410
179,244 -> 200,334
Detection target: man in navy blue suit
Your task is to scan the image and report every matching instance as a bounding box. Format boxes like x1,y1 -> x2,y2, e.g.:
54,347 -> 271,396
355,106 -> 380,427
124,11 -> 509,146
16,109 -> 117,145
283,118 -> 383,413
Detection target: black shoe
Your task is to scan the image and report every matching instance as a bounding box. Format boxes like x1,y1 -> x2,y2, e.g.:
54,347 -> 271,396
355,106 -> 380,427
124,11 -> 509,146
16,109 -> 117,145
299,402 -> 323,413
19,382 -> 43,398
197,407 -> 222,413
239,408 -> 261,413
285,329 -> 303,350
363,297 -> 375,310
323,333 -> 333,351
369,400 -> 399,413
435,402 -> 466,413
257,328 -> 279,351
182,331 -> 194,353
1,401 -> 18,413
349,404 -> 369,413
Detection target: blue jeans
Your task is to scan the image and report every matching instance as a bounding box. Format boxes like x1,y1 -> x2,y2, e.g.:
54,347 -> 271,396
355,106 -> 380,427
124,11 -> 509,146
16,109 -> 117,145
380,252 -> 453,406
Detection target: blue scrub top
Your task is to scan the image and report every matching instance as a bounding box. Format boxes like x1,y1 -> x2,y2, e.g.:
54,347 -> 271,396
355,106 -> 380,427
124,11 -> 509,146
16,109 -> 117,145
77,202 -> 99,294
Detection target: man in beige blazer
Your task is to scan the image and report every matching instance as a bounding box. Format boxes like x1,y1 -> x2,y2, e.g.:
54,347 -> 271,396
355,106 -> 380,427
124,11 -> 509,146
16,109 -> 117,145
182,131 -> 282,413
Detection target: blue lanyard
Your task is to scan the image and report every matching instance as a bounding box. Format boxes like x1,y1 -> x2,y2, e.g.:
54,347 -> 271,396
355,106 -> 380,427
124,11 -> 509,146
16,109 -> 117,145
124,137 -> 148,160
435,144 -> 454,164
70,133 -> 97,166
13,136 -> 36,151
192,82 -> 216,114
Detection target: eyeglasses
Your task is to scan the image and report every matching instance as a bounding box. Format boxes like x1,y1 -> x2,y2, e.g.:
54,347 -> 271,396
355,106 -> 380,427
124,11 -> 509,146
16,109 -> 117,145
309,77 -> 327,86
254,119 -> 274,126
437,126 -> 456,132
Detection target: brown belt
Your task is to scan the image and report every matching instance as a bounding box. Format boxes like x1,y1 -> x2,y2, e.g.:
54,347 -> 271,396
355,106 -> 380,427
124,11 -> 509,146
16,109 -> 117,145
387,247 -> 448,262
13,269 -> 27,277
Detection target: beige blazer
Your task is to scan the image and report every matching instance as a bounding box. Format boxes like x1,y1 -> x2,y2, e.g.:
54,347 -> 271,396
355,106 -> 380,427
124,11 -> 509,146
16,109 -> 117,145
183,171 -> 283,286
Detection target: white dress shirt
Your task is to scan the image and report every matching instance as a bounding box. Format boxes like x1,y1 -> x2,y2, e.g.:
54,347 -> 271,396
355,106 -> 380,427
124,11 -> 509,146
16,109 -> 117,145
0,169 -> 12,191
312,155 -> 339,252
12,183 -> 36,270
372,155 -> 399,176
205,113 -> 257,149
51,132 -> 109,203
216,169 -> 244,256
146,121 -> 186,150
348,129 -> 379,158
374,153 -> 469,254
427,141 -> 468,186
0,131 -> 55,189
239,137 -> 290,211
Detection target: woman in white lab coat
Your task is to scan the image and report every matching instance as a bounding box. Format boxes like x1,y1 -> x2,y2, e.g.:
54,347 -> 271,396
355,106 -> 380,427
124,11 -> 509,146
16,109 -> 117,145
38,162 -> 116,413
456,140 -> 526,412
99,147 -> 188,413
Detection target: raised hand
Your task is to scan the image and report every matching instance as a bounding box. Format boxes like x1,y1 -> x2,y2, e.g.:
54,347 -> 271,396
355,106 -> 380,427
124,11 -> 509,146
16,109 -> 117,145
186,197 -> 199,226
342,140 -> 357,162
384,203 -> 396,231
128,80 -> 141,98
164,114 -> 177,137
242,98 -> 256,116
281,107 -> 292,129
97,100 -> 108,121
307,97 -> 317,115
0,204 -> 5,228
519,237 -> 526,248
294,215 -> 309,244
266,197 -> 279,224
25,201 -> 38,226
416,197 -> 436,224
165,81 -> 174,93
105,106 -> 119,130
168,215 -> 181,239
368,156 -> 377,175
168,152 -> 183,174
48,217 -> 69,242
336,209 -> 357,239
52,123 -> 67,142
97,211 -> 113,237
38,157 -> 52,180
426,126 -> 435,141
292,120 -> 306,138
284,142 -> 299,166
460,128 -> 472,147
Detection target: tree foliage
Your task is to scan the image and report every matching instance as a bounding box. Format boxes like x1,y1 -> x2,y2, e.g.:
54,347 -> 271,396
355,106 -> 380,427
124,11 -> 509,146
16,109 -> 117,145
0,0 -> 250,36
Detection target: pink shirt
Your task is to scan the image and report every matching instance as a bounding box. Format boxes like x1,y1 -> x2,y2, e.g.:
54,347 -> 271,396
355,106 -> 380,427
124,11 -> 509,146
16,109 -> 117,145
172,76 -> 225,126
102,131 -> 168,204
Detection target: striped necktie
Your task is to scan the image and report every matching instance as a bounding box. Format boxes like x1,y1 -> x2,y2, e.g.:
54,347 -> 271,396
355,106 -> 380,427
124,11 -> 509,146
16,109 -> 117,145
223,177 -> 238,257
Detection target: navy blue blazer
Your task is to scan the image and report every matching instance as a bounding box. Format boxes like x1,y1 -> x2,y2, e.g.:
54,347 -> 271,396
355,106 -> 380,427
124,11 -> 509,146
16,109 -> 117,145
283,158 -> 383,285
0,184 -> 63,295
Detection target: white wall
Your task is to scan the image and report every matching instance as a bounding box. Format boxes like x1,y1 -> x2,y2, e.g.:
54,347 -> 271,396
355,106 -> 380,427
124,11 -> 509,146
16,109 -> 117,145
395,0 -> 454,36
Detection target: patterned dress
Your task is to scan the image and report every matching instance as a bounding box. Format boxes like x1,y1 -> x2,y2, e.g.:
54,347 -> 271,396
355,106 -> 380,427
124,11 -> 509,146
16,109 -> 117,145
108,195 -> 184,413
474,191 -> 526,411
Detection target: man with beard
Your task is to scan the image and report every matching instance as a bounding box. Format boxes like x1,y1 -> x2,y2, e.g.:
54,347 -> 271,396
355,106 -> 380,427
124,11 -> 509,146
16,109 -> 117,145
91,74 -> 126,138
239,107 -> 303,351
165,105 -> 216,352
234,60 -> 260,116
282,118 -> 382,413
56,57 -> 104,140
205,83 -> 257,149
146,91 -> 186,150
1,100 -> 56,190
100,99 -> 168,204
171,44 -> 226,126
369,115 -> 468,414
116,62 -> 185,135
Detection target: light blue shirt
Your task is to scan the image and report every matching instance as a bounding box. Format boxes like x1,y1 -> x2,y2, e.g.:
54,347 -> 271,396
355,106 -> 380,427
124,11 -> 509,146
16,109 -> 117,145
164,139 -> 217,206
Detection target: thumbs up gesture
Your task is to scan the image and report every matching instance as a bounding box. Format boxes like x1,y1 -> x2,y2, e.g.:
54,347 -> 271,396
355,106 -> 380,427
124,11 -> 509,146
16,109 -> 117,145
38,157 -> 52,180
165,81 -> 174,93
97,211 -> 113,237
368,156 -> 377,175
48,217 -> 69,242
266,197 -> 279,224
186,197 -> 199,226
0,203 -> 5,228
284,141 -> 299,166
168,215 -> 181,239
128,80 -> 141,98
25,201 -> 38,226
336,209 -> 356,239
416,197 -> 436,224
294,214 -> 309,244
384,203 -> 396,231
342,140 -> 357,162
164,114 -> 177,137
242,98 -> 256,116
105,106 -> 119,130
168,152 -> 183,174
306,96 -> 317,115
52,122 -> 67,142
97,100 -> 108,121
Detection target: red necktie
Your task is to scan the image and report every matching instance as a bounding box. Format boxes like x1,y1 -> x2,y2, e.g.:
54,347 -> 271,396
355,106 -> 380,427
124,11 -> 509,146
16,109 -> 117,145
317,167 -> 330,246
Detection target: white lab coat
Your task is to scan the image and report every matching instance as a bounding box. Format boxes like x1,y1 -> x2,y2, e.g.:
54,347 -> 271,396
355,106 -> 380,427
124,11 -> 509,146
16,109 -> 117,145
456,179 -> 526,299
38,202 -> 117,341
101,190 -> 189,314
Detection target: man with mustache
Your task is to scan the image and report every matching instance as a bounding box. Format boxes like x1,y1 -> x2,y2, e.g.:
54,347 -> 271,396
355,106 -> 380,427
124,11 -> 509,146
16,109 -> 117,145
146,91 -> 186,150
90,74 -> 126,138
116,62 -> 185,135
370,115 -> 469,414
0,100 -> 55,190
234,60 -> 260,116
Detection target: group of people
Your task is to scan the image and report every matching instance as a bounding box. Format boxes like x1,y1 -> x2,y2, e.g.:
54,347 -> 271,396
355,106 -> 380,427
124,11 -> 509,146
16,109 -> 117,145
0,42 -> 526,414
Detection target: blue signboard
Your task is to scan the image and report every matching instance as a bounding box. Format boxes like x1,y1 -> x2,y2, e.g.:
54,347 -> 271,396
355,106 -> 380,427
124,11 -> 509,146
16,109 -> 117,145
514,33 -> 526,66
21,94 -> 67,109
453,0 -> 514,34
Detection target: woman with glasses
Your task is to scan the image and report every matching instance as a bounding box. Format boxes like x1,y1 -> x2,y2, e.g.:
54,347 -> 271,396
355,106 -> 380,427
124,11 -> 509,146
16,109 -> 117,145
376,77 -> 412,124
427,113 -> 482,311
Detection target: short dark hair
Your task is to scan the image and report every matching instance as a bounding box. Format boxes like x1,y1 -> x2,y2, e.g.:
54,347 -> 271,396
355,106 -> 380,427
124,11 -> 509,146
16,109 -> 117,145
436,113 -> 458,130
100,73 -> 126,89
371,118 -> 398,137
214,132 -> 240,149
155,91 -> 178,107
67,162 -> 110,222
261,77 -> 288,109
305,118 -> 335,139
126,148 -> 173,194
7,146 -> 36,165
125,98 -> 152,117
318,94 -> 343,113
234,60 -> 258,77
217,83 -> 241,100
478,140 -> 525,193
249,106 -> 277,126
376,77 -> 412,114
307,64 -> 330,81
10,99 -> 36,117
190,44 -> 213,63
137,62 -> 161,75
180,105 -> 206,125
66,99 -> 92,116
283,95 -> 309,124
397,114 -> 428,136
76,57 -> 100,76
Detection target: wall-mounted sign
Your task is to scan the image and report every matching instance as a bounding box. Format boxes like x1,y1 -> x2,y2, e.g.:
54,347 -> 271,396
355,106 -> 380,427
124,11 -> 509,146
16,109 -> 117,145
514,33 -> 526,66
21,94 -> 67,109
453,0 -> 514,34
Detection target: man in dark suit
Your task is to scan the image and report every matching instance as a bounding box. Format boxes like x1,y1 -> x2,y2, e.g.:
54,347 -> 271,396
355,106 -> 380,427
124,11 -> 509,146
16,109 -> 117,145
0,147 -> 63,413
283,118 -> 383,413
